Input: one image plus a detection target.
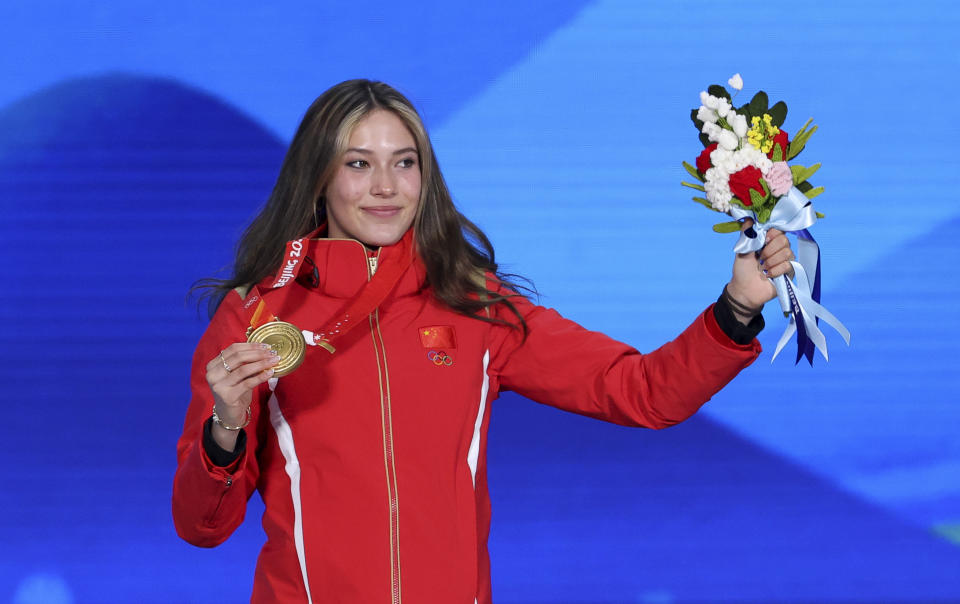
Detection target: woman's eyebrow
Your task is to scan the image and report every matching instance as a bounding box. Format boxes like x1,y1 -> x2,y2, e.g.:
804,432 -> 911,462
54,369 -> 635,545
345,147 -> 418,155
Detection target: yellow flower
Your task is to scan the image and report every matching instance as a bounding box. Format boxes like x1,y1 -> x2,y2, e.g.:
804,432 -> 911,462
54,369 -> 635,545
747,113 -> 779,153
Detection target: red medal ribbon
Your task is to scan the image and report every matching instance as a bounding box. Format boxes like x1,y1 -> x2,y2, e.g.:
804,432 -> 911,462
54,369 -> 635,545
311,227 -> 415,351
269,226 -> 325,289
246,228 -> 415,354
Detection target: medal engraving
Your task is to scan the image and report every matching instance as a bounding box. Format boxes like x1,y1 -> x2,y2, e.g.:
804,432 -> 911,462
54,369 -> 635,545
247,321 -> 306,377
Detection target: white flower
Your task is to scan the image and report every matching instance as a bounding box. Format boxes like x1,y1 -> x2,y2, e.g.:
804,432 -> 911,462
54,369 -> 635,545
697,105 -> 717,124
710,148 -> 731,174
725,146 -> 751,171
714,197 -> 732,212
704,167 -> 733,212
741,146 -> 772,175
700,91 -> 723,110
705,180 -> 733,212
729,112 -> 748,138
716,98 -> 732,119
728,73 -> 743,91
718,130 -> 739,151
701,121 -> 721,141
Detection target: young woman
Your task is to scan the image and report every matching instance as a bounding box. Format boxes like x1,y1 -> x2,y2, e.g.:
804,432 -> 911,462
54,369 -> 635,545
173,79 -> 793,603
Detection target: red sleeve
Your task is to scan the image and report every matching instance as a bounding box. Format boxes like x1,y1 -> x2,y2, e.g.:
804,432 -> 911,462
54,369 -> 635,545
172,290 -> 267,547
489,289 -> 761,429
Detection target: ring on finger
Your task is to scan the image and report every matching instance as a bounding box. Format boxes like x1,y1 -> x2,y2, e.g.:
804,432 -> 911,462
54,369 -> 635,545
220,351 -> 233,373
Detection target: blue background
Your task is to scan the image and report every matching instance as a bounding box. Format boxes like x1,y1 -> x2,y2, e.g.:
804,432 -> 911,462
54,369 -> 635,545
1,1 -> 958,602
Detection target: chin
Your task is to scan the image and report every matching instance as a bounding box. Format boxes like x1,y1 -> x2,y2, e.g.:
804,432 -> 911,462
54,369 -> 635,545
358,229 -> 407,248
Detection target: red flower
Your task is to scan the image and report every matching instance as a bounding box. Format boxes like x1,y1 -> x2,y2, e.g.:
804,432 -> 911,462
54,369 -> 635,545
767,129 -> 789,160
696,143 -> 718,174
728,166 -> 764,206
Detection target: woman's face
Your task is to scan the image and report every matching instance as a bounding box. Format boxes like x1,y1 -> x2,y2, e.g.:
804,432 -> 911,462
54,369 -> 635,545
324,110 -> 421,247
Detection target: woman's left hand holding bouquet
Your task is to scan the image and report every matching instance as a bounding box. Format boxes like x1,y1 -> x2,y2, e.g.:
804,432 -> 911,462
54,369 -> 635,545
725,221 -> 794,325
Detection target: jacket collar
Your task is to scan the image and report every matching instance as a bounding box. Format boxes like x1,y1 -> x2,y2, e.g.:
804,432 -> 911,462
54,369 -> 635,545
257,233 -> 426,301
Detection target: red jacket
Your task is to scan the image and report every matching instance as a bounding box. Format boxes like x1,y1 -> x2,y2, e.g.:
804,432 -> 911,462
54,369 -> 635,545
173,236 -> 761,603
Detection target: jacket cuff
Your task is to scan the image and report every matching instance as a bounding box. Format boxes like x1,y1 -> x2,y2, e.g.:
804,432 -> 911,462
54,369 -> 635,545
202,416 -> 246,469
711,291 -> 765,345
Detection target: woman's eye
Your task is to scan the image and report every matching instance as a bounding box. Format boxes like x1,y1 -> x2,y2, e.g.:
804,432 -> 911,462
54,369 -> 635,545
397,157 -> 417,168
347,159 -> 368,169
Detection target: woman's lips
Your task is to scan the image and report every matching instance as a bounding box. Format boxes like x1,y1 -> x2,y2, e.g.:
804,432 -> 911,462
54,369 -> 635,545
362,206 -> 402,217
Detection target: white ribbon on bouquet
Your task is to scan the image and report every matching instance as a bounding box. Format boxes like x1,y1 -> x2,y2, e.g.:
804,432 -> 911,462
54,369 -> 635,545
727,187 -> 850,363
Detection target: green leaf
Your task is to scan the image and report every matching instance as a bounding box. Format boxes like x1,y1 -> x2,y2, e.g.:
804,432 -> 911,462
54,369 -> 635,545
790,163 -> 820,185
787,122 -> 818,160
712,221 -> 742,233
749,187 -> 766,207
797,124 -> 818,145
799,162 -> 821,183
816,211 -> 825,219
804,186 -> 825,200
790,164 -> 806,184
682,161 -> 704,181
771,144 -> 783,162
707,84 -> 731,101
690,108 -> 704,133
749,91 -> 769,117
692,196 -> 718,211
681,181 -> 706,192
699,132 -> 711,147
767,101 -> 787,127
787,133 -> 808,159
756,206 -> 773,223
793,117 -> 814,139
796,180 -> 813,193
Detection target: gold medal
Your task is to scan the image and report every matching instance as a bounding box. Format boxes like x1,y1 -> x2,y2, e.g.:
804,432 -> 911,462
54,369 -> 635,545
247,320 -> 306,377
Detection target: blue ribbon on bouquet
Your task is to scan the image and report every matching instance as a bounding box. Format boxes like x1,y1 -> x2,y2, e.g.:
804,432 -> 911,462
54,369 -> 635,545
728,187 -> 850,364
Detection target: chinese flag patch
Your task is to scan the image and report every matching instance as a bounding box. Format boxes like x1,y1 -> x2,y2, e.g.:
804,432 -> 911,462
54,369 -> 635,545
419,325 -> 456,349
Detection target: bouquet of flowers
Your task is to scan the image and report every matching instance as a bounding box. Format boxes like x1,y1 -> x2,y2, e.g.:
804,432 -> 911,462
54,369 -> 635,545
682,74 -> 849,364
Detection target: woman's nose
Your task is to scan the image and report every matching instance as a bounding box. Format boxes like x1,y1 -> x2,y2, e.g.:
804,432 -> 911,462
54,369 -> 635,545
371,168 -> 396,196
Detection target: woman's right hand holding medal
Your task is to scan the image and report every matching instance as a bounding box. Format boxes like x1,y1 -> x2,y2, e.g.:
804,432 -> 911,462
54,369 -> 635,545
206,342 -> 280,451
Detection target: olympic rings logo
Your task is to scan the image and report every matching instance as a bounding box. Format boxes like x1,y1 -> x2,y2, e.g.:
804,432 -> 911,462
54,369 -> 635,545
427,350 -> 453,367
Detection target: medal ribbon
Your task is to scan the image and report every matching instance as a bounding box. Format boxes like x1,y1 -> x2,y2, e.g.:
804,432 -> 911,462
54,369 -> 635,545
270,226 -> 325,289
247,297 -> 277,330
246,228 -> 416,354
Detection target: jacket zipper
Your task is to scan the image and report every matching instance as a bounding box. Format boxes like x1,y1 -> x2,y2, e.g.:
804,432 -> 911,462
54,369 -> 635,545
373,313 -> 401,604
367,247 -> 400,604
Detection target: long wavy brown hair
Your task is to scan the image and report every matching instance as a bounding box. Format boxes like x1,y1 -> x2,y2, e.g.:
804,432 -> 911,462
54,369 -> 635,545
193,79 -> 531,331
